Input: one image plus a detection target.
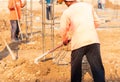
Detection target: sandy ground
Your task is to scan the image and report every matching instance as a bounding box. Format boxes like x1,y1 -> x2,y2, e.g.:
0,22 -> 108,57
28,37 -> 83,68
0,1 -> 120,82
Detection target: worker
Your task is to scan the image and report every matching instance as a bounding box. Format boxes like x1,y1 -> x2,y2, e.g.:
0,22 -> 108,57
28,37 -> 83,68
59,0 -> 105,82
46,0 -> 54,20
8,0 -> 26,42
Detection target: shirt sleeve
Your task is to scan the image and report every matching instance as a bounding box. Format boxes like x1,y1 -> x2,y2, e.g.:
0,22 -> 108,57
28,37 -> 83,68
59,12 -> 70,41
92,8 -> 100,28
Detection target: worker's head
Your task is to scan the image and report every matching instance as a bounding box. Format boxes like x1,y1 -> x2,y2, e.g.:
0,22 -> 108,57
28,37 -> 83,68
64,0 -> 76,7
57,0 -> 64,4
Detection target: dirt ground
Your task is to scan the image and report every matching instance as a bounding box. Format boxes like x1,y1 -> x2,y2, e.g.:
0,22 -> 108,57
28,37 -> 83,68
0,2 -> 120,82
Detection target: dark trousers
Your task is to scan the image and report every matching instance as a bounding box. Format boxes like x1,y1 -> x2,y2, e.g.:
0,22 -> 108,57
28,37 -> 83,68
10,20 -> 20,40
46,5 -> 52,20
98,3 -> 102,9
71,43 -> 105,82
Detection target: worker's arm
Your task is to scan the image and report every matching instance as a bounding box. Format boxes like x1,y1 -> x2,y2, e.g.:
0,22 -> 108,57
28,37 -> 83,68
92,8 -> 100,28
20,0 -> 26,8
8,0 -> 15,10
59,12 -> 70,45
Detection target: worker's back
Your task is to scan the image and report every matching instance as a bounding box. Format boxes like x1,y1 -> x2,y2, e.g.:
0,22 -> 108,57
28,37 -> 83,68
60,2 -> 100,50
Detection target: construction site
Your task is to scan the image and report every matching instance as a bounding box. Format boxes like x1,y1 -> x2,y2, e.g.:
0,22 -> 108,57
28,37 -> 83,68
0,0 -> 120,82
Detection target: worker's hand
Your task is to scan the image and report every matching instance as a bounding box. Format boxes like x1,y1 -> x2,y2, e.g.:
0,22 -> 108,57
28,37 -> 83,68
9,7 -> 15,10
63,39 -> 71,46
